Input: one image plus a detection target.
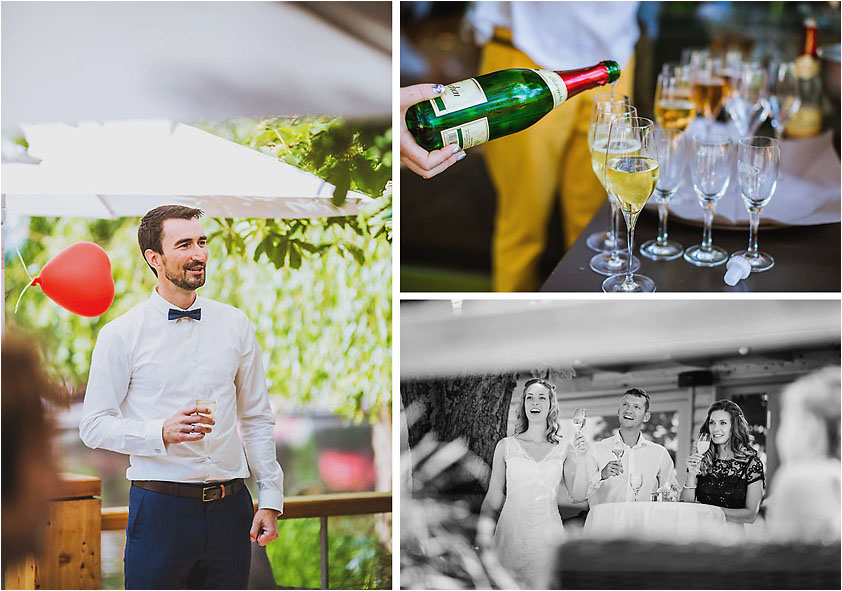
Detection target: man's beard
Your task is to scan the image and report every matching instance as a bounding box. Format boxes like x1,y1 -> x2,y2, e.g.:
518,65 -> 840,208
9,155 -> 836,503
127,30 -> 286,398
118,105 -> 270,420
164,260 -> 206,290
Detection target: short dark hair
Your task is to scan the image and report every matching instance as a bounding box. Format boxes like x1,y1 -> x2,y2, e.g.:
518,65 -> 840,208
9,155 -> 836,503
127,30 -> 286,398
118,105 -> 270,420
138,205 -> 203,276
623,388 -> 650,413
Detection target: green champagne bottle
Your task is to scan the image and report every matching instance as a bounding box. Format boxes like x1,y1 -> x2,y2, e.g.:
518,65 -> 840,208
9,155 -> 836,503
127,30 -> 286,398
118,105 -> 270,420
406,61 -> 621,151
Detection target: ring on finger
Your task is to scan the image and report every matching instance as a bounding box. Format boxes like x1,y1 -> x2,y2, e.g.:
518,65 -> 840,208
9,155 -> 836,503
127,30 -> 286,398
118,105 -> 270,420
191,423 -> 195,433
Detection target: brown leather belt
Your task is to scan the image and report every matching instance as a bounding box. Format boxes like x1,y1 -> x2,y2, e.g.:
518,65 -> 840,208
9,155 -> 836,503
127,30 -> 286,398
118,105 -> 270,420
132,479 -> 244,502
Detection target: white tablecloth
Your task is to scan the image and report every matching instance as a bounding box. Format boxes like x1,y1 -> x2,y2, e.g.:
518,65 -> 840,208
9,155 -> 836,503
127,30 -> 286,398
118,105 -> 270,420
583,501 -> 727,544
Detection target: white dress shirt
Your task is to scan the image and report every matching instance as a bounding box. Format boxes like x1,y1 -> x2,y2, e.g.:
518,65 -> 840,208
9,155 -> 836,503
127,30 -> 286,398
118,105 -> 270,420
470,1 -> 641,70
586,432 -> 677,506
80,288 -> 284,512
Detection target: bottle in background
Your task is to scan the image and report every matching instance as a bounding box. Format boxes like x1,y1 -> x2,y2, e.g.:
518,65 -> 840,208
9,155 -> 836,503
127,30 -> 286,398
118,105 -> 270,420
406,61 -> 621,151
787,17 -> 823,138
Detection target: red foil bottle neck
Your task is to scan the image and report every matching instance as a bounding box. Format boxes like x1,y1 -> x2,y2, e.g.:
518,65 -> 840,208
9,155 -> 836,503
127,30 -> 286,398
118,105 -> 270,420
554,64 -> 610,98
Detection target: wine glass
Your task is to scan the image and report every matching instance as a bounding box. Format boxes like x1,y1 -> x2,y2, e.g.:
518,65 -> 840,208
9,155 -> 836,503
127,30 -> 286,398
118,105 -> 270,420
696,433 -> 711,455
654,63 -> 696,132
732,136 -> 780,272
691,55 -> 727,134
611,439 -> 625,461
640,127 -> 684,261
196,391 -> 219,464
586,94 -> 633,254
602,116 -> 660,293
629,473 -> 643,501
683,133 -> 732,267
767,61 -> 801,140
727,63 -> 770,137
588,100 -> 641,276
573,408 -> 587,432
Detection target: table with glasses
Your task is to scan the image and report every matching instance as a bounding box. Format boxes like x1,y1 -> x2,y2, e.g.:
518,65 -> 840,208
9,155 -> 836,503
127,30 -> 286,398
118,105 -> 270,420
583,501 -> 728,544
541,201 -> 840,292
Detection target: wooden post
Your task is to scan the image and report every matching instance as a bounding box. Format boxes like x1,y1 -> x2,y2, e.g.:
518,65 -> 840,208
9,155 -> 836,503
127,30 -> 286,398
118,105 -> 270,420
319,516 -> 329,590
4,474 -> 101,590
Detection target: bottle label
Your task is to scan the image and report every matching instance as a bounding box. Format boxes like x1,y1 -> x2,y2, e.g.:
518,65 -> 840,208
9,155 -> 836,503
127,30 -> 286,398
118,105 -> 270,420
440,118 -> 490,149
431,78 -> 488,116
532,69 -> 568,108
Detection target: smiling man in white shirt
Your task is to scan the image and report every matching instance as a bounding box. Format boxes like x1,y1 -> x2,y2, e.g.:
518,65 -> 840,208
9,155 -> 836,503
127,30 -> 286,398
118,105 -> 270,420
80,205 -> 283,589
585,388 -> 678,506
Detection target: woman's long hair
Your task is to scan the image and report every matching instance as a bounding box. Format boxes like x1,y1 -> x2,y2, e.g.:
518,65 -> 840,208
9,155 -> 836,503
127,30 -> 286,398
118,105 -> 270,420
514,378 -> 560,444
698,399 -> 757,475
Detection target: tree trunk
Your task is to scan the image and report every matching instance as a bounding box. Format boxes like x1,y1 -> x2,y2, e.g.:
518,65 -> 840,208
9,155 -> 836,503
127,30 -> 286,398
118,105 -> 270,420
401,373 -> 517,509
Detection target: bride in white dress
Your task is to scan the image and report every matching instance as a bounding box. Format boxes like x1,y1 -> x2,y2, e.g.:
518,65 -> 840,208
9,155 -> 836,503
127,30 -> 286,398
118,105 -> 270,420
477,378 -> 589,589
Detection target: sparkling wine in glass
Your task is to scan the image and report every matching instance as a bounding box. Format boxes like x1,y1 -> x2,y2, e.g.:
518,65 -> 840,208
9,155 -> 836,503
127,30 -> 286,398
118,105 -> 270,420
196,397 -> 219,464
612,440 -> 625,461
691,56 -> 727,133
641,127 -> 684,261
696,433 -> 711,455
630,473 -> 643,501
588,100 -> 641,276
683,133 -> 732,267
573,408 -> 587,432
732,136 -> 780,272
602,116 -> 660,293
654,63 -> 696,132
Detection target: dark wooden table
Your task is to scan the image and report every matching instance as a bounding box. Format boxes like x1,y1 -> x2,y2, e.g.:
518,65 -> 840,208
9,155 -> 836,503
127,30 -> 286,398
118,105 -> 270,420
541,201 -> 841,292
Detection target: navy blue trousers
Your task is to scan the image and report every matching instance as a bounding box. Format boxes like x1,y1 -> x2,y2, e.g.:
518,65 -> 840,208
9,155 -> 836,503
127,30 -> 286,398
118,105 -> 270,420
124,484 -> 253,589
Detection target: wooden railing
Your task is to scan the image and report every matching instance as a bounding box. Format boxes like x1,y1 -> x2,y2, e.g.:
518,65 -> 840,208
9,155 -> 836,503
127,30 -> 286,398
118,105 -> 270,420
5,475 -> 392,590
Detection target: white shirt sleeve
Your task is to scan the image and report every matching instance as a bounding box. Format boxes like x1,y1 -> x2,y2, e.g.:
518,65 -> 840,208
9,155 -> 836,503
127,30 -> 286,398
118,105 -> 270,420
235,315 -> 285,513
658,447 -> 679,489
79,323 -> 167,457
585,445 -> 607,500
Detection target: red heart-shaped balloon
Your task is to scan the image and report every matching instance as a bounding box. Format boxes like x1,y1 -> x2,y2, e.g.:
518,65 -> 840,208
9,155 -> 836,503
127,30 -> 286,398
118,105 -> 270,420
33,242 -> 115,317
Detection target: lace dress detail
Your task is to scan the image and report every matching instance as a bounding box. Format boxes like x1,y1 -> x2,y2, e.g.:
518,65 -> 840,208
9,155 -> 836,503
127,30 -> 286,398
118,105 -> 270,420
492,436 -> 567,589
697,455 -> 765,509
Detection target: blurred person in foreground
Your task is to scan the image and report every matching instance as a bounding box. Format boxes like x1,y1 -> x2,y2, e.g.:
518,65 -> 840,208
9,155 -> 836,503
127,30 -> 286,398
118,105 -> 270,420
400,2 -> 640,291
681,400 -> 765,536
80,205 -> 284,589
586,388 -> 679,506
477,378 -> 589,589
766,367 -> 840,544
1,334 -> 61,571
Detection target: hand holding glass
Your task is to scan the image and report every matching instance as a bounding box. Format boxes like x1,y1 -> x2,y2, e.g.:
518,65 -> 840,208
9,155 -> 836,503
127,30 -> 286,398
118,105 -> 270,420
684,134 -> 732,267
733,136 -> 780,272
196,397 -> 219,464
602,116 -> 660,292
696,433 -> 711,455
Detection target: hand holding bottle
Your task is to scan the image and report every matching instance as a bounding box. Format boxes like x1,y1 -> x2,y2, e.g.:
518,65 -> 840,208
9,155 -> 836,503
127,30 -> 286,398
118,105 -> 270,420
400,84 -> 466,179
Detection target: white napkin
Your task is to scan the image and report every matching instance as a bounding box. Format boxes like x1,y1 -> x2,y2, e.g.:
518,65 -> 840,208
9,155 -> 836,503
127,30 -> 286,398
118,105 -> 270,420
663,119 -> 840,227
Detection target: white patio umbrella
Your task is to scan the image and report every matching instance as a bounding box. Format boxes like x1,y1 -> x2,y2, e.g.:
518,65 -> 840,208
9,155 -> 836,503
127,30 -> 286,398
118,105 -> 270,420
1,1 -> 391,135
2,120 -> 373,219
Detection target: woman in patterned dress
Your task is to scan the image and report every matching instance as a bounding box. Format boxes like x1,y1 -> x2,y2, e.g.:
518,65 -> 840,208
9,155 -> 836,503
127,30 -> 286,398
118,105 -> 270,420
476,378 -> 589,589
681,400 -> 765,534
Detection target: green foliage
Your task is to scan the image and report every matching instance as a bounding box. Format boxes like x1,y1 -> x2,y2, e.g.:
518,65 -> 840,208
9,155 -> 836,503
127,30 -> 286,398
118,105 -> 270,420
265,516 -> 391,589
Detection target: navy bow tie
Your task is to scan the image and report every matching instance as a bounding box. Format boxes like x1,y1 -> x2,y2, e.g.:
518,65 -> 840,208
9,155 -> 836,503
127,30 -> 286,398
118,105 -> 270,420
168,308 -> 201,321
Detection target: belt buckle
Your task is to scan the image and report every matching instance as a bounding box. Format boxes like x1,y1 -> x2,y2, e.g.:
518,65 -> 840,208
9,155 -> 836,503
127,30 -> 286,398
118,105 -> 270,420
202,485 -> 218,502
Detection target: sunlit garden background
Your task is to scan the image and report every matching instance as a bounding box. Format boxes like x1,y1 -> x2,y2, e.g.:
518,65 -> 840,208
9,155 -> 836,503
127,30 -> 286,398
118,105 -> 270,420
3,117 -> 392,589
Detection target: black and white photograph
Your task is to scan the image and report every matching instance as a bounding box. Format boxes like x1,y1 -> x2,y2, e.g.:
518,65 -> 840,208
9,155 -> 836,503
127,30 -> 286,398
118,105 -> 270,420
400,299 -> 840,589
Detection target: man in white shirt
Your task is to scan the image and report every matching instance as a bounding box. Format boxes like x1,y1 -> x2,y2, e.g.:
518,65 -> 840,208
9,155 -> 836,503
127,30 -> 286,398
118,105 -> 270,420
469,1 -> 640,291
586,388 -> 678,506
80,205 -> 284,589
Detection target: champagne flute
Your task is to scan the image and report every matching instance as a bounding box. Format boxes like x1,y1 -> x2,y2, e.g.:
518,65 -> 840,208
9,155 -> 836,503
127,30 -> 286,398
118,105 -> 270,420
640,127 -> 684,261
727,63 -> 770,137
696,433 -> 711,455
586,94 -> 633,253
196,393 -> 219,464
629,473 -> 643,501
732,136 -> 780,272
654,63 -> 696,132
602,116 -> 660,293
683,133 -> 732,267
691,56 -> 727,134
767,61 -> 801,140
588,100 -> 642,276
611,439 -> 625,461
573,408 -> 587,432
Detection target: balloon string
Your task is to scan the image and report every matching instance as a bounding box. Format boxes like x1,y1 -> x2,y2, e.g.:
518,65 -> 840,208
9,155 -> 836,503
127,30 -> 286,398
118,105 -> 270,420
13,245 -> 38,314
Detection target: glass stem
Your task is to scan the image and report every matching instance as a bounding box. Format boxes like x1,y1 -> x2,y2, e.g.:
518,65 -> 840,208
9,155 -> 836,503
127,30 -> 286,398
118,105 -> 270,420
610,197 -> 623,263
656,198 -> 670,246
747,208 -> 762,257
624,212 -> 636,286
701,201 -> 715,253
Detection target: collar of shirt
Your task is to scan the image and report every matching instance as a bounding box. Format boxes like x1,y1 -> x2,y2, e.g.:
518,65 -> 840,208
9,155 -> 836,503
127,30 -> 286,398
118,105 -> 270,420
150,288 -> 202,319
612,431 -> 653,450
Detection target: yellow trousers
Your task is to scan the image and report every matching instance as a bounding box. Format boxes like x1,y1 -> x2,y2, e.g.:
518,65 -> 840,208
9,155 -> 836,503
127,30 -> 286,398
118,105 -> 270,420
480,42 -> 636,292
